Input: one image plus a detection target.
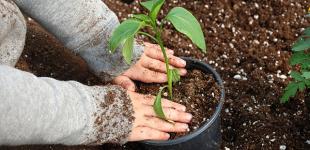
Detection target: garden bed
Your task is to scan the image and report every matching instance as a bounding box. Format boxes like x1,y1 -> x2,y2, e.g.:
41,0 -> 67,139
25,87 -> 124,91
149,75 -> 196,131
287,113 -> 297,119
2,0 -> 310,149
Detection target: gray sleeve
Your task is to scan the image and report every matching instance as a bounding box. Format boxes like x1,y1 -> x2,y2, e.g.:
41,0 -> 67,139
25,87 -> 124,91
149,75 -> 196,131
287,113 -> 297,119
0,65 -> 134,145
14,0 -> 144,82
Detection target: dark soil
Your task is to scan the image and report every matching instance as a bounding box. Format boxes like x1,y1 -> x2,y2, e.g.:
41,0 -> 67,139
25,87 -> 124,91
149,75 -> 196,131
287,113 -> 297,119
2,0 -> 310,150
15,20 -> 102,86
136,69 -> 220,139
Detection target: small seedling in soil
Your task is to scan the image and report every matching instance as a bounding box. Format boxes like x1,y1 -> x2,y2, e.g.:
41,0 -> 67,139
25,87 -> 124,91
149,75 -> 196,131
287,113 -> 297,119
109,0 -> 206,120
281,11 -> 310,103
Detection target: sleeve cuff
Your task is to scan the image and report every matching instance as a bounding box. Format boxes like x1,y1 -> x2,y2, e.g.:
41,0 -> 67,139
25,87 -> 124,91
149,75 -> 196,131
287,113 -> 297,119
83,85 -> 135,145
97,41 -> 144,82
77,31 -> 145,82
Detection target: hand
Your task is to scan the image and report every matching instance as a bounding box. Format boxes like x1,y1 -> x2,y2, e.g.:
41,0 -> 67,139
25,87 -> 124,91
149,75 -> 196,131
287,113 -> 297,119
127,91 -> 192,141
113,42 -> 187,91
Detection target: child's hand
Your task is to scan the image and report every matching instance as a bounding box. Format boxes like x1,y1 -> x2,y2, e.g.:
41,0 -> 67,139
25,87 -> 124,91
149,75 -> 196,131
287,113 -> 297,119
127,91 -> 192,141
113,42 -> 187,91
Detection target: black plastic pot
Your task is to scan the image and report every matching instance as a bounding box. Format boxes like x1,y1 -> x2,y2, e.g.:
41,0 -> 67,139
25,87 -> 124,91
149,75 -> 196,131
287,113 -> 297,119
120,0 -> 134,4
141,57 -> 225,150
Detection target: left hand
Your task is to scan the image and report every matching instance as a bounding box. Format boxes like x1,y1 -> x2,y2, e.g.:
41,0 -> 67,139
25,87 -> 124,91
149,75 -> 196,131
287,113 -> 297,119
127,91 -> 191,141
113,42 -> 187,91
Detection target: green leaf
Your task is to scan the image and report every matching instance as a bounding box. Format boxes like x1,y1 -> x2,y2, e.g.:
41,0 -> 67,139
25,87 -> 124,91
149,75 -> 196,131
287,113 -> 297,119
109,19 -> 143,53
305,79 -> 310,86
170,69 -> 180,84
301,61 -> 310,69
140,0 -> 154,11
281,82 -> 299,103
153,86 -> 168,120
166,7 -> 206,52
302,27 -> 310,36
292,37 -> 310,51
149,0 -> 164,21
167,69 -> 180,100
122,36 -> 134,64
132,14 -> 151,22
289,52 -> 310,65
302,71 -> 310,79
290,71 -> 304,81
140,0 -> 164,21
298,82 -> 306,91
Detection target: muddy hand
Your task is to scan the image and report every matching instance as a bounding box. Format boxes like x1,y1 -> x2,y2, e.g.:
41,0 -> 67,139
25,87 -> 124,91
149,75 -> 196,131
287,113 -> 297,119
113,42 -> 187,91
127,91 -> 192,141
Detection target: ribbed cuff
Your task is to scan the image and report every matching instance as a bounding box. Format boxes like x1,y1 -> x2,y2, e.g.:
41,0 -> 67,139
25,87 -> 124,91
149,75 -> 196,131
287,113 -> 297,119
84,85 -> 134,145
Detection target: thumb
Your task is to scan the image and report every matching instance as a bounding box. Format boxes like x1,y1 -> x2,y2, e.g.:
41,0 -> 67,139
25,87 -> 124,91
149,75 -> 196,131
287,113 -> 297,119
113,75 -> 136,91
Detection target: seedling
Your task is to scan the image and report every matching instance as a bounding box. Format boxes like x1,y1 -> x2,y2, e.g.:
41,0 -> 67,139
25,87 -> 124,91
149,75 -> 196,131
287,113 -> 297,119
281,10 -> 310,103
109,0 -> 206,120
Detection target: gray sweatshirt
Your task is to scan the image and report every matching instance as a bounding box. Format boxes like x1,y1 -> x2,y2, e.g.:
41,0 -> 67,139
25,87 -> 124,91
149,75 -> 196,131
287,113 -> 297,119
0,0 -> 143,145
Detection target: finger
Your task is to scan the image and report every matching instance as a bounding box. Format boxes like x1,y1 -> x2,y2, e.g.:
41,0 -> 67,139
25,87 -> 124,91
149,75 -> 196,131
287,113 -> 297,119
125,67 -> 167,83
147,50 -> 186,68
141,56 -> 187,76
113,75 -> 136,91
144,45 -> 186,68
142,94 -> 186,111
144,42 -> 174,55
143,105 -> 192,123
128,126 -> 170,141
167,56 -> 187,68
142,116 -> 188,132
144,46 -> 172,60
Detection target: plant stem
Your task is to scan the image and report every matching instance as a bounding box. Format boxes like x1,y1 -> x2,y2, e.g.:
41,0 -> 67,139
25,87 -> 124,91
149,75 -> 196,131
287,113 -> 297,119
147,20 -> 173,100
155,30 -> 173,100
138,31 -> 159,43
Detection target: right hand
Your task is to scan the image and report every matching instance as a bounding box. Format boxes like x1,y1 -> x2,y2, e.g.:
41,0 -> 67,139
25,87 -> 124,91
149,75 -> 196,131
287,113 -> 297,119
127,91 -> 192,141
113,42 -> 187,92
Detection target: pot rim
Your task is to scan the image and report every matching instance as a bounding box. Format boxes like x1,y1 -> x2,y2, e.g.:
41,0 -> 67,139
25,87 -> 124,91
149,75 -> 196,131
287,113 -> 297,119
141,57 -> 225,146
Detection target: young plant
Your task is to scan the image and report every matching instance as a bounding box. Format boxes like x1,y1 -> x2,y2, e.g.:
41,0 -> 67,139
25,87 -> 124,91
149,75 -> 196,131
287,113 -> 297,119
109,0 -> 206,120
281,11 -> 310,103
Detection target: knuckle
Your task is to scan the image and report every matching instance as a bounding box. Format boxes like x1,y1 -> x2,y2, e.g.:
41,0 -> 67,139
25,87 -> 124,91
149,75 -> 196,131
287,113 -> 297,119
152,71 -> 160,76
143,94 -> 154,100
170,109 -> 178,118
139,127 -> 147,134
166,108 -> 174,118
147,62 -> 154,68
157,63 -> 165,70
154,120 -> 165,129
169,57 -> 177,64
155,50 -> 162,57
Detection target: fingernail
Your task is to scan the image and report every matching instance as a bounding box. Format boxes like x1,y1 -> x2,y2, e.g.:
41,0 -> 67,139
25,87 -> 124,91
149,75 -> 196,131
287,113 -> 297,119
179,59 -> 186,66
181,106 -> 186,111
181,124 -> 189,130
186,114 -> 193,121
129,86 -> 136,91
165,133 -> 170,139
180,69 -> 187,75
168,50 -> 174,54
